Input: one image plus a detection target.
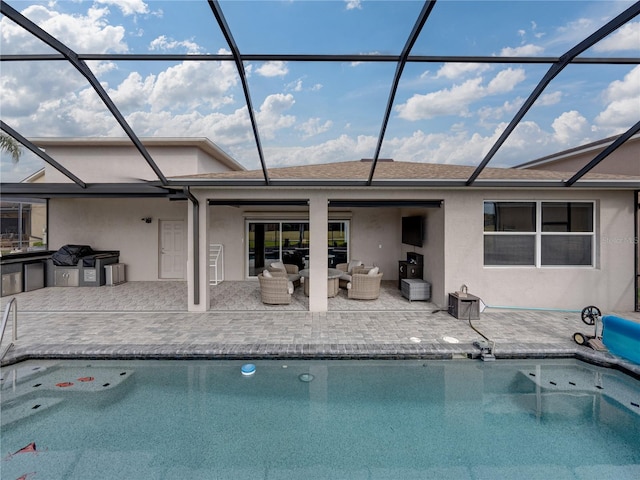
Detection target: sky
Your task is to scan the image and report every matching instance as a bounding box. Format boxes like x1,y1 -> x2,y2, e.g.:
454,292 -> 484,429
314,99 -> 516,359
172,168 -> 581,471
1,0 -> 639,182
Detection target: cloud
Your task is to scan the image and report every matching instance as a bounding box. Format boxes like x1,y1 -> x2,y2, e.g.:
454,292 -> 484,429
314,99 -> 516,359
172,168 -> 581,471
256,94 -> 297,139
255,61 -> 289,77
593,21 -> 639,52
345,1 -> 363,11
125,107 -> 253,146
260,133 -> 376,168
499,44 -> 545,56
287,79 -> 304,92
94,0 -> 149,16
0,60 -> 90,122
2,4 -> 129,54
149,35 -> 202,54
537,91 -> 562,106
435,63 -> 490,80
396,68 -> 526,121
552,110 -> 589,144
146,61 -> 239,111
594,65 -> 640,133
1,53 -> 241,138
549,17 -> 597,50
297,118 -> 333,138
477,98 -> 523,126
396,78 -> 483,120
486,68 -> 526,94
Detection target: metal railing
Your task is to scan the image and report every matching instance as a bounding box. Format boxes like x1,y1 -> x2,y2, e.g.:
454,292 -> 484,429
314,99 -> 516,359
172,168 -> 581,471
1,298 -> 18,361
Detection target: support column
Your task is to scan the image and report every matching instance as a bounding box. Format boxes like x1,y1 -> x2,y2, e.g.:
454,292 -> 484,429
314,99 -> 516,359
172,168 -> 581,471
187,190 -> 209,312
308,193 -> 329,312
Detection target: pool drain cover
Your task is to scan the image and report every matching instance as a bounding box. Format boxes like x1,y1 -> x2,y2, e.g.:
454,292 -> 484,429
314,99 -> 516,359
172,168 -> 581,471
298,373 -> 314,383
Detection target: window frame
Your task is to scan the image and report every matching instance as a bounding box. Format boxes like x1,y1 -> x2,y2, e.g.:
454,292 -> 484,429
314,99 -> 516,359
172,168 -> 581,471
483,200 -> 596,268
245,219 -> 350,278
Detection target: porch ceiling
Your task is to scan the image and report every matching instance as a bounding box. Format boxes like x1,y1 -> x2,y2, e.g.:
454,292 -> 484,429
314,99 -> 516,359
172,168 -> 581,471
1,0 -> 639,199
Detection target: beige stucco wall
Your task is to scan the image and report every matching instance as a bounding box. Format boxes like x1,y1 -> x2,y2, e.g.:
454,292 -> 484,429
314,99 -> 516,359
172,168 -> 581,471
43,145 -> 212,182
205,187 -> 634,311
38,141 -> 241,183
48,186 -> 636,312
442,189 -> 636,312
524,136 -> 640,176
48,197 -> 187,281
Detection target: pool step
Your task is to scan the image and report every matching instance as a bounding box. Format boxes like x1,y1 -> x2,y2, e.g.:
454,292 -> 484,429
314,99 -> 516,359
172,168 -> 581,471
518,367 -> 640,415
1,364 -> 135,427
1,396 -> 64,427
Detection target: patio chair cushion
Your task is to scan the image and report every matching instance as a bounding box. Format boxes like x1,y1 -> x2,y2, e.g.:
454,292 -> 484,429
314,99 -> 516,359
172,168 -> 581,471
270,261 -> 286,271
367,266 -> 379,276
347,260 -> 363,273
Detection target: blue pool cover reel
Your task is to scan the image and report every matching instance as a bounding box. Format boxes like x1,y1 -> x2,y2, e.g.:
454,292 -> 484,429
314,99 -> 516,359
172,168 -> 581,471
602,315 -> 640,365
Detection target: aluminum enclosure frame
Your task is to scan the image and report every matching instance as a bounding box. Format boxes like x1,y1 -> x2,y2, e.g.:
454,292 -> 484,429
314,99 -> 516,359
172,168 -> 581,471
0,0 -> 638,197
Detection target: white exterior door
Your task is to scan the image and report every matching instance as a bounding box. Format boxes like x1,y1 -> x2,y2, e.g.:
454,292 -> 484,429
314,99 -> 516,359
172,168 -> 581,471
159,220 -> 186,279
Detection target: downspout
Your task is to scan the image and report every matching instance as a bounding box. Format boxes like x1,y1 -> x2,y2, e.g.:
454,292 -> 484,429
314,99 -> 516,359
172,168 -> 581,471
184,187 -> 199,305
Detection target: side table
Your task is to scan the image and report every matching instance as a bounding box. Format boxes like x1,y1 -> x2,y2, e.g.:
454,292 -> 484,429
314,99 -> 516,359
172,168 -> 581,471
401,278 -> 431,301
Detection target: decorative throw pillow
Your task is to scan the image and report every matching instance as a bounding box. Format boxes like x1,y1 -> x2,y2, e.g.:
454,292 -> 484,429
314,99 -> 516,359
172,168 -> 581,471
367,266 -> 379,276
347,260 -> 362,273
270,261 -> 285,271
263,269 -> 272,278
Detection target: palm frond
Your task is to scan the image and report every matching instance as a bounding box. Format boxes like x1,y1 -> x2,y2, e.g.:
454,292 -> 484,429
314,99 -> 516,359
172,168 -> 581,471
0,132 -> 22,163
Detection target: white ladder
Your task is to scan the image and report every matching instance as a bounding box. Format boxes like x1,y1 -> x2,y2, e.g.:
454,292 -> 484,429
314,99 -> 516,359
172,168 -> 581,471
209,244 -> 224,285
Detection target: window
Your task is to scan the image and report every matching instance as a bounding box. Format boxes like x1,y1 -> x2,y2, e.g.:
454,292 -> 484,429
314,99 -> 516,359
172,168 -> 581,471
484,201 -> 594,267
247,220 -> 349,276
0,199 -> 47,256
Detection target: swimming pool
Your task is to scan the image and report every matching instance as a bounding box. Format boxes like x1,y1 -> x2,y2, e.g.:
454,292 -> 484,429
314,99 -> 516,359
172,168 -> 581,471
2,359 -> 639,479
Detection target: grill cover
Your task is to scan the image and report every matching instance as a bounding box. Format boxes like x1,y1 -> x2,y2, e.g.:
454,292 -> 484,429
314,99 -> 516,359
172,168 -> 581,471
51,245 -> 94,266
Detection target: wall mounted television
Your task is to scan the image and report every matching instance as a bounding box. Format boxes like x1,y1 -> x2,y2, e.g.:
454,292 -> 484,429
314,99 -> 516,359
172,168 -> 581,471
402,216 -> 424,247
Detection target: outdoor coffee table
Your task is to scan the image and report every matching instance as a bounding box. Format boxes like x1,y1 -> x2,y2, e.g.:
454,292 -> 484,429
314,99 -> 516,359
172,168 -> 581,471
299,268 -> 342,297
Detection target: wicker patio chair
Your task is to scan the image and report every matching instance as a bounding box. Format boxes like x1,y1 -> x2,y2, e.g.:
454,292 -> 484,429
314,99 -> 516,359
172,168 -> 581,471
347,269 -> 383,300
268,262 -> 301,287
258,272 -> 294,305
336,260 -> 364,289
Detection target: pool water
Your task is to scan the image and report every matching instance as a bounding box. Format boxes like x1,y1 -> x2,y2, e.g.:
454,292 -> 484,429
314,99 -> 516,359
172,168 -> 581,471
1,359 -> 639,479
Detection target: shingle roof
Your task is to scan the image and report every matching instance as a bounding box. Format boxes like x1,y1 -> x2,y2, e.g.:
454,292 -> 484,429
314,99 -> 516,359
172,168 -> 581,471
172,160 -> 640,182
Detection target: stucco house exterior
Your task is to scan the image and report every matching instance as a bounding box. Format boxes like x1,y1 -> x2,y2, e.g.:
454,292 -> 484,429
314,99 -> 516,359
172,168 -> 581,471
3,136 -> 638,314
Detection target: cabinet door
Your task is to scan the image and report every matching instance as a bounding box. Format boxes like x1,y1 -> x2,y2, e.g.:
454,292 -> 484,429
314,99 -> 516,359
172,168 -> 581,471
54,269 -> 68,286
55,269 -> 79,286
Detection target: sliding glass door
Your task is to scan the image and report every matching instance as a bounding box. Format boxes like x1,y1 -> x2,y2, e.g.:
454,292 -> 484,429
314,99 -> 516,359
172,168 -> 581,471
247,220 -> 348,277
